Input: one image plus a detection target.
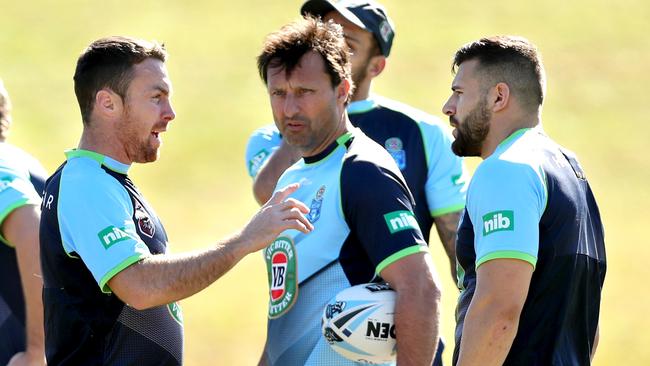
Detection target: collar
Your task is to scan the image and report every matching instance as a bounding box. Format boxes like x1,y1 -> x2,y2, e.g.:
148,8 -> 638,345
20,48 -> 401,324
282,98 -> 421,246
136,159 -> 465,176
64,149 -> 131,174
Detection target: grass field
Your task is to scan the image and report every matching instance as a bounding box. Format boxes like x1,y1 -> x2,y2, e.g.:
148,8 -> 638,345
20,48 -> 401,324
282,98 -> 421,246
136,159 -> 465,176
2,0 -> 649,364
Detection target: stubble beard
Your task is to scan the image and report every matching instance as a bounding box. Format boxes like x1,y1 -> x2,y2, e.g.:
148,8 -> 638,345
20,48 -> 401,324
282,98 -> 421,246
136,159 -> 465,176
120,107 -> 160,164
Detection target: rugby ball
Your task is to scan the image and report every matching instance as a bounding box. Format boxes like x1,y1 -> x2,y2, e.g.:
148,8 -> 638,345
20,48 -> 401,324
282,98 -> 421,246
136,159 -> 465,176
321,282 -> 397,364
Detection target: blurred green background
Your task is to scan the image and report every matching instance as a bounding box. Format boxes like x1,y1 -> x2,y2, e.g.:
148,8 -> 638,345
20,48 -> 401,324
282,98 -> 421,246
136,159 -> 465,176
2,0 -> 648,364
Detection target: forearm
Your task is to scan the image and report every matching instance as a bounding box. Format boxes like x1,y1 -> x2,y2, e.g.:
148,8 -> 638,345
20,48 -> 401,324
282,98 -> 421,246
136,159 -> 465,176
456,296 -> 520,365
14,230 -> 45,354
3,205 -> 45,356
433,210 -> 462,280
111,232 -> 248,309
385,253 -> 442,366
394,282 -> 440,365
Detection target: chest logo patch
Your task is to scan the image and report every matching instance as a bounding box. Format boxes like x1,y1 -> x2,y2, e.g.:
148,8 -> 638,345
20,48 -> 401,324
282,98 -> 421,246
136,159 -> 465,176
167,302 -> 184,326
265,236 -> 298,319
307,185 -> 326,223
134,200 -> 155,238
482,210 -> 514,236
385,137 -> 406,170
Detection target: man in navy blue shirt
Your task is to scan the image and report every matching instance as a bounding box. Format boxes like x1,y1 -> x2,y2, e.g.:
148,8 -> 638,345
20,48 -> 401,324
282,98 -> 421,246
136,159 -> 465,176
39,36 -> 313,365
442,36 -> 606,365
0,78 -> 46,366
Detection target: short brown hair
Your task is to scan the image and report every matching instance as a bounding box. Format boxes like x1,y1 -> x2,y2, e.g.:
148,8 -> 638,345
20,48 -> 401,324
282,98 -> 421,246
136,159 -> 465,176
0,79 -> 11,141
74,36 -> 167,125
453,36 -> 546,112
257,16 -> 354,103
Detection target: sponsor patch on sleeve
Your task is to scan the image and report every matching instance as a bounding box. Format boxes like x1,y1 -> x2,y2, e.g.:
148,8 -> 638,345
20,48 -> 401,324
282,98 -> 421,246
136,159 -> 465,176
482,210 -> 514,236
383,210 -> 419,234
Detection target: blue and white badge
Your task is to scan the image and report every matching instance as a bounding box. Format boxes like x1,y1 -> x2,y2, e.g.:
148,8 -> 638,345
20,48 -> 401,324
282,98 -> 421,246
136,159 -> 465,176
385,137 -> 406,170
307,185 -> 326,223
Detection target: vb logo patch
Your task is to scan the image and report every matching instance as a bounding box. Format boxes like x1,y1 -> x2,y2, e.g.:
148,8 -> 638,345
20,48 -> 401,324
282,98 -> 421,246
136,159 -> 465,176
482,210 -> 514,236
167,302 -> 183,326
385,137 -> 406,170
384,210 -> 419,234
307,185 -> 326,223
97,226 -> 131,249
265,237 -> 298,318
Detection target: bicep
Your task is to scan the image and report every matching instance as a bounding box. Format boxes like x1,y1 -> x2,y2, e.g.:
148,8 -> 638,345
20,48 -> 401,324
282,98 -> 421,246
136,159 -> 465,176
474,258 -> 533,309
1,204 -> 40,248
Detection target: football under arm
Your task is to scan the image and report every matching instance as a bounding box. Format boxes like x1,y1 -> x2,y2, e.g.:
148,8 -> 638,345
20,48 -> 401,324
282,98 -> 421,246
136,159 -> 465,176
456,258 -> 533,366
380,251 -> 441,366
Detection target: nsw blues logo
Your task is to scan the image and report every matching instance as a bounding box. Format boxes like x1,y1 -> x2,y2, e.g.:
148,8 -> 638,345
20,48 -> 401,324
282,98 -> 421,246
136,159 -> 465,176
307,185 -> 326,223
385,137 -> 406,170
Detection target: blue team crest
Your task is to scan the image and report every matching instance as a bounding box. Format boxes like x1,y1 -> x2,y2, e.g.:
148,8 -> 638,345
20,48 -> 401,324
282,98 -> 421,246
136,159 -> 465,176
385,137 -> 406,170
307,185 -> 326,223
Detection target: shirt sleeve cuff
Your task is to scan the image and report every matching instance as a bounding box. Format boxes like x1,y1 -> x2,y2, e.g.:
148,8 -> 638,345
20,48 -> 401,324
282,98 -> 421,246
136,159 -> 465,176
99,253 -> 149,294
476,250 -> 537,269
376,244 -> 430,275
431,203 -> 465,217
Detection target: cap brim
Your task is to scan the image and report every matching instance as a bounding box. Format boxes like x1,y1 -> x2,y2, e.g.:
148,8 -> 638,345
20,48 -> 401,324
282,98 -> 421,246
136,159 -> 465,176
300,0 -> 368,31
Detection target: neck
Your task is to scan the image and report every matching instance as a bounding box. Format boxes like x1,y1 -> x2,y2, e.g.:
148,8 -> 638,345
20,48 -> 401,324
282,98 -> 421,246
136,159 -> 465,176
350,79 -> 372,102
480,112 -> 541,159
301,110 -> 352,158
78,124 -> 131,165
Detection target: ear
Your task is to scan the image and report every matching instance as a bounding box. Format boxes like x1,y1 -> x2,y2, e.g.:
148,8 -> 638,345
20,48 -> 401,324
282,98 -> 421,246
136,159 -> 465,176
94,89 -> 124,120
366,55 -> 386,78
490,82 -> 510,112
336,79 -> 351,103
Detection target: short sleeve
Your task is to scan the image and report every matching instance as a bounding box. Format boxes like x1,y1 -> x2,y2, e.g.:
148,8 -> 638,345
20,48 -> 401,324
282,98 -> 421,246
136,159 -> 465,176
245,124 -> 282,178
467,160 -> 547,268
59,166 -> 150,293
341,157 -> 428,276
419,117 -> 468,217
0,167 -> 41,245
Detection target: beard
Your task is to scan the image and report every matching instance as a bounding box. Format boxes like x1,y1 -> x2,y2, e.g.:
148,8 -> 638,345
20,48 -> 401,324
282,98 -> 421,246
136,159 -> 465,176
119,108 -> 161,164
451,98 -> 491,157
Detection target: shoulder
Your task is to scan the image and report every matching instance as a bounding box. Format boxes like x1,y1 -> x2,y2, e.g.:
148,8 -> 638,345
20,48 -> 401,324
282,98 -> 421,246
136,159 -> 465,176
59,157 -> 130,208
373,96 -> 452,140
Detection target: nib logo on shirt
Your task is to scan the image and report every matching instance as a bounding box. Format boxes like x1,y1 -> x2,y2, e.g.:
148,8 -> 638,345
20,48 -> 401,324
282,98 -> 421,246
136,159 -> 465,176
98,226 -> 131,249
482,210 -> 514,236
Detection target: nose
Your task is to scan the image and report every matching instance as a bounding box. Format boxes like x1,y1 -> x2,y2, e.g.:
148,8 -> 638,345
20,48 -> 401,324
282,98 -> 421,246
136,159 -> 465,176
442,96 -> 455,117
283,93 -> 300,118
163,100 -> 176,122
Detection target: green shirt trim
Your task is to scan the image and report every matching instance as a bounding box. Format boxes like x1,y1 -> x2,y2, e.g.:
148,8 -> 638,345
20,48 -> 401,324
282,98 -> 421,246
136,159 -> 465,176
476,250 -> 537,269
431,203 -> 465,217
376,244 -> 429,275
0,198 -> 31,247
497,128 -> 530,150
65,149 -> 130,174
99,253 -> 148,294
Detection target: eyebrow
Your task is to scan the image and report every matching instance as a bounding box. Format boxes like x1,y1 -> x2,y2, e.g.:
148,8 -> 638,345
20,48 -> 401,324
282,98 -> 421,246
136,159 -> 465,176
344,34 -> 361,45
153,84 -> 171,96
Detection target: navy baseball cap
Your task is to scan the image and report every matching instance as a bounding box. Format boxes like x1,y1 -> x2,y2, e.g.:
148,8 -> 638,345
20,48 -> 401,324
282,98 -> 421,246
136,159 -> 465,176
301,0 -> 396,57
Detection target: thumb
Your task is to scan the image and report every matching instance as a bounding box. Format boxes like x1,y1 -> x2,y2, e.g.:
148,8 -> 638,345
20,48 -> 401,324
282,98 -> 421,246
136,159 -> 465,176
267,183 -> 300,205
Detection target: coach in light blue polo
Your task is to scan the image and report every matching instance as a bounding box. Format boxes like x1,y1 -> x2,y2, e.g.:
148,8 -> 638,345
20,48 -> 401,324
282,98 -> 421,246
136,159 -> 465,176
256,16 -> 442,366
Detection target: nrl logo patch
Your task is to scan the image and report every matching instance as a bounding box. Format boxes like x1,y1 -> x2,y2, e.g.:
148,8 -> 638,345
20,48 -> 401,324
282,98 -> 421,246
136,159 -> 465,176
0,177 -> 13,193
385,137 -> 406,170
134,200 -> 155,238
265,237 -> 298,318
307,185 -> 326,223
249,149 -> 270,177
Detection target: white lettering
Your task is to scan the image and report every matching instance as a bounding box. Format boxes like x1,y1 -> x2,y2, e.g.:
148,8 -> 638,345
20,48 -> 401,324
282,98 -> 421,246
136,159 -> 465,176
46,194 -> 54,210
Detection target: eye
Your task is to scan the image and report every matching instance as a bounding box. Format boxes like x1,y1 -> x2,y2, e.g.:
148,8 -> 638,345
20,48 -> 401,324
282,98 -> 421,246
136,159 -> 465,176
297,88 -> 313,96
271,90 -> 286,97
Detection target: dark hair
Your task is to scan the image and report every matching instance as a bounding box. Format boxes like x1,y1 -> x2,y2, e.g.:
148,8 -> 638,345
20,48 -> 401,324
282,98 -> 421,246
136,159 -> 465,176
452,36 -> 546,111
0,79 -> 11,141
257,16 -> 354,103
73,36 -> 167,125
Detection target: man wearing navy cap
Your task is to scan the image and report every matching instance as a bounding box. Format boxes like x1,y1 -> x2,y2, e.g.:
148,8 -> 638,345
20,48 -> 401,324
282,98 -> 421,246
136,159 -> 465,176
245,3 -> 465,363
